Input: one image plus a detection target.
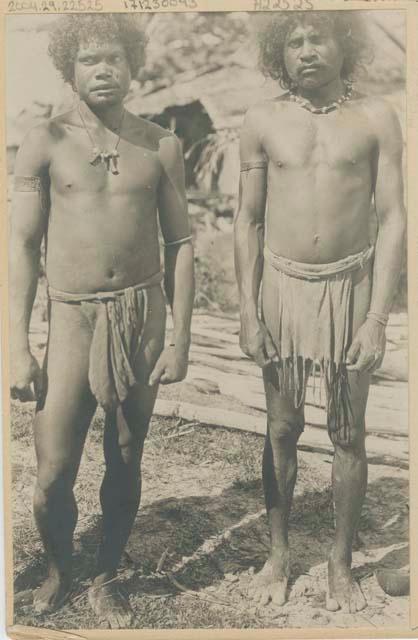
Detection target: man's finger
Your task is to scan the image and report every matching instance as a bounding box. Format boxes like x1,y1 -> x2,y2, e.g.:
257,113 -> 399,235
254,350 -> 270,369
367,353 -> 384,374
264,332 -> 278,361
33,368 -> 44,401
14,385 -> 35,403
347,353 -> 374,373
159,372 -> 172,385
149,360 -> 165,386
346,341 -> 360,364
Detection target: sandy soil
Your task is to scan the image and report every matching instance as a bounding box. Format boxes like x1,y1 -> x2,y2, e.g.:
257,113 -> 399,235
11,402 -> 409,631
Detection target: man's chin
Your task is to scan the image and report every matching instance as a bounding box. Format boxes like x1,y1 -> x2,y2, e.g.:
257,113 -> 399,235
297,77 -> 323,92
87,95 -> 122,108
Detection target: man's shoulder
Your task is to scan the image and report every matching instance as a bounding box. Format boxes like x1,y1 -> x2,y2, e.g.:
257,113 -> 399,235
126,112 -> 175,151
23,108 -> 77,145
354,94 -> 400,128
243,95 -> 291,129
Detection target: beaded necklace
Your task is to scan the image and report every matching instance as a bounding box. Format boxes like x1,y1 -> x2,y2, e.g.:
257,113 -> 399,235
289,83 -> 353,115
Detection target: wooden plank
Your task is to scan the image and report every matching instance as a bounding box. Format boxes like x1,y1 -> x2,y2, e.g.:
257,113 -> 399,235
186,365 -> 408,435
153,399 -> 408,465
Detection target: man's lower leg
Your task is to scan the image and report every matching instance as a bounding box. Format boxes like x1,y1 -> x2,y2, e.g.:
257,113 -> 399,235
248,426 -> 299,606
327,430 -> 368,612
94,460 -> 142,583
32,481 -> 76,612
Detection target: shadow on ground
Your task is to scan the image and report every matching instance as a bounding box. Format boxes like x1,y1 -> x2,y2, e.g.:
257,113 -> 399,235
13,472 -> 409,629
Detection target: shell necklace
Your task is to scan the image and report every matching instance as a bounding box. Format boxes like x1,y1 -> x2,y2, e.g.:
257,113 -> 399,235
78,104 -> 125,175
289,83 -> 353,115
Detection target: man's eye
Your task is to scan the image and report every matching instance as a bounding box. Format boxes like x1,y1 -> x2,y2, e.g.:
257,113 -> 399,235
81,58 -> 95,65
110,55 -> 123,64
288,40 -> 301,49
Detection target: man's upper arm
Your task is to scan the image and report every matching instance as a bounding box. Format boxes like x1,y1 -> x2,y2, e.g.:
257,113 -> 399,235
157,134 -> 191,245
237,105 -> 268,222
11,124 -> 51,248
373,101 -> 405,224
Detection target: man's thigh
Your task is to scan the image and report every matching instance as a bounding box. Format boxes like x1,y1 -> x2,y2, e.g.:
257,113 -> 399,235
328,263 -> 373,445
35,302 -> 96,472
114,285 -> 167,448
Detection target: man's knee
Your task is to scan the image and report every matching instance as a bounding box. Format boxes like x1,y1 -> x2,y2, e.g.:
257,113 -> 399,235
328,413 -> 365,451
268,411 -> 304,445
35,458 -> 74,505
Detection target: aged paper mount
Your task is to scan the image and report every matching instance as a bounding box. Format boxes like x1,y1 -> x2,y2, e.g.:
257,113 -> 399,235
1,0 -> 418,638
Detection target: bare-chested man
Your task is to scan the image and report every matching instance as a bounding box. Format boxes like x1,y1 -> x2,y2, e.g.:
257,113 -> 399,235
9,14 -> 194,628
235,12 -> 405,613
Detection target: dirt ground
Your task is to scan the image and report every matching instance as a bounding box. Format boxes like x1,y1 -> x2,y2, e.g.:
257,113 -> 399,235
11,400 -> 409,631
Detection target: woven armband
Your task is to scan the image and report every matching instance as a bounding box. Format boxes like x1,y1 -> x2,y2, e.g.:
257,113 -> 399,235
164,235 -> 192,248
14,176 -> 42,192
240,160 -> 268,172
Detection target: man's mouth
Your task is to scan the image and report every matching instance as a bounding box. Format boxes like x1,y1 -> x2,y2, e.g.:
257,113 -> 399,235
92,85 -> 118,92
299,65 -> 321,75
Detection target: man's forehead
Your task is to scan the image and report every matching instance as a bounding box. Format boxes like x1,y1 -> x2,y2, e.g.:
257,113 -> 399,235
286,20 -> 333,40
77,40 -> 125,56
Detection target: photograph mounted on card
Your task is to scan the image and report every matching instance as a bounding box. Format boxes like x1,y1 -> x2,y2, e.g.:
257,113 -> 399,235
1,1 -> 417,638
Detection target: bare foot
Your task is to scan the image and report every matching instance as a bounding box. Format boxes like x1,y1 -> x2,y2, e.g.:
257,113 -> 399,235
327,556 -> 367,613
33,574 -> 71,614
247,553 -> 290,607
88,580 -> 136,629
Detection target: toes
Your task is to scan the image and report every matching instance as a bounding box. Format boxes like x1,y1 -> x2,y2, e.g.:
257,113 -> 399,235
259,589 -> 270,607
354,586 -> 367,612
272,588 -> 286,607
325,593 -> 340,612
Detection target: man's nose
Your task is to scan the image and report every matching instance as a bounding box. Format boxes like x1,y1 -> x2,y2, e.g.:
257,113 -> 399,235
299,42 -> 317,62
95,63 -> 113,78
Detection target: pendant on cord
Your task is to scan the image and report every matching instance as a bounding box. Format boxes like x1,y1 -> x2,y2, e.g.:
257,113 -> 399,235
90,148 -> 120,175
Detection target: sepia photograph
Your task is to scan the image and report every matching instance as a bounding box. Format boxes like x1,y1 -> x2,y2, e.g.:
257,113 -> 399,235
2,4 -> 413,636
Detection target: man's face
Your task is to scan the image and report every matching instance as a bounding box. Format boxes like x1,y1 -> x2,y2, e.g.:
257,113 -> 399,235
283,22 -> 344,91
74,40 -> 132,107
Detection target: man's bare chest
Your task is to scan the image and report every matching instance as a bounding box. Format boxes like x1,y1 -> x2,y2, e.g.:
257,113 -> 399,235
49,131 -> 162,196
263,110 -> 376,171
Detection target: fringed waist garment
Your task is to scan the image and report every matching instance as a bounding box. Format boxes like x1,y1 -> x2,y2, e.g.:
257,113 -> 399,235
263,245 -> 374,438
48,271 -> 164,411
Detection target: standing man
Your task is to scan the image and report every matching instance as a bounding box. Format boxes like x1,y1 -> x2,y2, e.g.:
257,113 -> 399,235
9,14 -> 194,628
234,12 -> 405,612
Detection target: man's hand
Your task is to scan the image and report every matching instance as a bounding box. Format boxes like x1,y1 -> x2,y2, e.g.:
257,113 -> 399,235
239,317 -> 278,368
10,351 -> 44,402
346,319 -> 387,374
148,345 -> 188,386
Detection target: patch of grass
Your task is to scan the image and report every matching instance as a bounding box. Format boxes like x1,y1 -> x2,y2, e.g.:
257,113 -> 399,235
194,253 -> 232,311
290,487 -> 334,533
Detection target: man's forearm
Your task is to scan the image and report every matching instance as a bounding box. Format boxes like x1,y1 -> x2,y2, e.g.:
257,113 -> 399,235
369,215 -> 406,317
9,244 -> 40,354
164,242 -> 194,352
234,216 -> 264,320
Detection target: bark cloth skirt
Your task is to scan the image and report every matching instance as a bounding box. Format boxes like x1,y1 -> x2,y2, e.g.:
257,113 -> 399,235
48,271 -> 164,412
262,244 -> 375,440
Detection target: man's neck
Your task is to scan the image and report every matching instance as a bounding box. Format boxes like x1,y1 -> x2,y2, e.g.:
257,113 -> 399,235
297,77 -> 346,107
79,100 -> 125,132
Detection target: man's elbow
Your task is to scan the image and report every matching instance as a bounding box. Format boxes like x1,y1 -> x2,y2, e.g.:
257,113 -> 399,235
11,232 -> 42,258
378,207 -> 406,250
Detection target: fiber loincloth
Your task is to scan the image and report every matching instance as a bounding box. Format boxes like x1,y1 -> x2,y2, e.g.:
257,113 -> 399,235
262,245 -> 374,439
48,271 -> 164,411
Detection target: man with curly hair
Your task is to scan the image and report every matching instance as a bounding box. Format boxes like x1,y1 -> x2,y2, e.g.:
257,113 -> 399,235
9,14 -> 194,627
235,11 -> 405,612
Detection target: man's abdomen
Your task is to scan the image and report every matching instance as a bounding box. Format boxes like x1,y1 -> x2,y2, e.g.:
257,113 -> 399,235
45,200 -> 162,293
265,166 -> 373,263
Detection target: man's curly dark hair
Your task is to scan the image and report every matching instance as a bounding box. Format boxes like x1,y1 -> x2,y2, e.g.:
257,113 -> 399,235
257,11 -> 373,90
48,14 -> 147,86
